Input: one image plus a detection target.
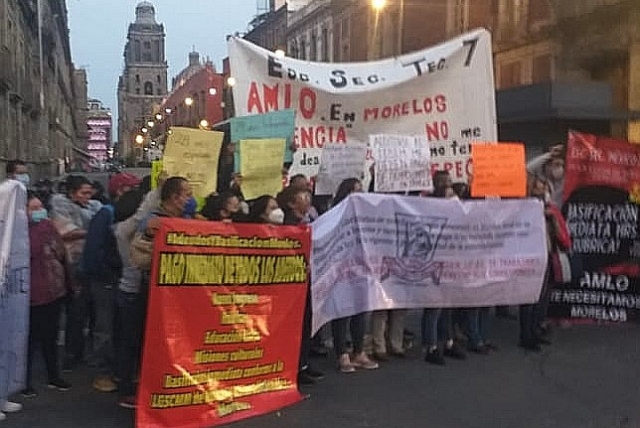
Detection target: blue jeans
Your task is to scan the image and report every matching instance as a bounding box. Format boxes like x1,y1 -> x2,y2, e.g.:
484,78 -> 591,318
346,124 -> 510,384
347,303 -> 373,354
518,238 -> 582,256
87,279 -> 118,375
421,308 -> 451,348
465,307 -> 491,347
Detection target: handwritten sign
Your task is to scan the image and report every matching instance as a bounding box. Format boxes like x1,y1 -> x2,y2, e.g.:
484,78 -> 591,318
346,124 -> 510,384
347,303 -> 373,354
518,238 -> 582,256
231,110 -> 295,172
239,139 -> 286,200
369,134 -> 433,193
162,127 -> 224,199
151,160 -> 163,190
315,144 -> 368,195
471,142 -> 526,198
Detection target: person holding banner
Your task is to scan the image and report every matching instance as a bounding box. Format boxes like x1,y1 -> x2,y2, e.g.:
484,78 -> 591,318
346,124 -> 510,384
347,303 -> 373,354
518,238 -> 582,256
329,179 -> 379,373
282,186 -> 325,384
519,176 -> 571,352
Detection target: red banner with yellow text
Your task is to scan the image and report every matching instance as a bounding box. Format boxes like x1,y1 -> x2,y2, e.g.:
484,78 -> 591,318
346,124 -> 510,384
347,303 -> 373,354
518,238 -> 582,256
136,219 -> 310,428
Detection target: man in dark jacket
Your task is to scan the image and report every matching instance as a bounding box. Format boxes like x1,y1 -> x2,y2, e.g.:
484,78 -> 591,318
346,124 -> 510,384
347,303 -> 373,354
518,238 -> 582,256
82,173 -> 140,392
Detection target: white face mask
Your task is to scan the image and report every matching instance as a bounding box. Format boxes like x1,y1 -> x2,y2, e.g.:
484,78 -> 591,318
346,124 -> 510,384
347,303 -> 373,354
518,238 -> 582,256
268,208 -> 285,224
15,173 -> 30,186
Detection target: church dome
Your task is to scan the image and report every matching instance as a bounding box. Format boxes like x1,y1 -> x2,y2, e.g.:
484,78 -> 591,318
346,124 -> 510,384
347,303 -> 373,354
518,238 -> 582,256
135,1 -> 157,24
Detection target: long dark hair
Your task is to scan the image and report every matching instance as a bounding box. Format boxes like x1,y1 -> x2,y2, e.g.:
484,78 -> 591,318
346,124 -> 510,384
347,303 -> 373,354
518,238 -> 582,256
247,195 -> 275,223
333,178 -> 361,206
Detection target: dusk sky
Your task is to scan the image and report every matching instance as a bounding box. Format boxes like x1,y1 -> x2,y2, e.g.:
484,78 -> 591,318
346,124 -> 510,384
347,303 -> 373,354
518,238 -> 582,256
67,0 -> 258,118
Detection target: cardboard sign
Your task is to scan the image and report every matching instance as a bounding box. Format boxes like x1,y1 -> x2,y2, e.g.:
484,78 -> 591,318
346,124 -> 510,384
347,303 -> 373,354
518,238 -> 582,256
470,142 -> 526,198
239,138 -> 286,199
369,134 -> 432,193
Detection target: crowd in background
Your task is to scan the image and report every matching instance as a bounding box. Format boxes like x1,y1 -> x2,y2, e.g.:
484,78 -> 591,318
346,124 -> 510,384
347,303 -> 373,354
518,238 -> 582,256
0,141 -> 570,419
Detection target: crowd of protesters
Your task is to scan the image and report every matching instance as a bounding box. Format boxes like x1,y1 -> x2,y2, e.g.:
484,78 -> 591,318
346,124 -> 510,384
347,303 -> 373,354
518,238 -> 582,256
0,141 -> 570,419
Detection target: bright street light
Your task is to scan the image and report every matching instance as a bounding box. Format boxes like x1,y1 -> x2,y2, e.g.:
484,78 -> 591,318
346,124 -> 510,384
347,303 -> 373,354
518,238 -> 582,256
274,49 -> 285,58
147,121 -> 154,128
155,113 -> 162,120
141,127 -> 148,134
208,87 -> 217,95
185,97 -> 194,106
199,119 -> 209,129
226,77 -> 236,87
371,0 -> 387,10
135,135 -> 144,144
165,108 -> 172,114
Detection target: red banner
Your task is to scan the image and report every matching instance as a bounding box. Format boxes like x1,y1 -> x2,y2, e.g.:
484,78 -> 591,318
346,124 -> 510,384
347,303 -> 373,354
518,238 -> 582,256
137,219 -> 310,428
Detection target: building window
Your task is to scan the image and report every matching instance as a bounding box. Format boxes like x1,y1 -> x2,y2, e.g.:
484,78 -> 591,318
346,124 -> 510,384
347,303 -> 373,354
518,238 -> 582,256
144,82 -> 153,95
135,88 -> 140,95
136,74 -> 140,83
157,75 -> 161,83
144,41 -> 151,50
157,87 -> 162,95
154,40 -> 161,62
322,28 -> 329,62
310,31 -> 317,61
300,36 -> 306,60
134,40 -> 141,61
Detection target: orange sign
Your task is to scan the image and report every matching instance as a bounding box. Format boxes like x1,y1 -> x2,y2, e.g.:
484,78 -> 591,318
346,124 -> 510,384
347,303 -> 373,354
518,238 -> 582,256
137,218 -> 309,428
471,142 -> 527,198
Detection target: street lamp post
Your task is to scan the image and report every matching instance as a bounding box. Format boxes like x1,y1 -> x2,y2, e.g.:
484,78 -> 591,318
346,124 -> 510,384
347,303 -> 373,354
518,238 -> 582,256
370,0 -> 404,57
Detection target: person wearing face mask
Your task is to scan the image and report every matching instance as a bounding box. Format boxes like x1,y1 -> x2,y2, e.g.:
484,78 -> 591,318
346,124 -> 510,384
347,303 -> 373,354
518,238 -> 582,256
246,195 -> 285,224
22,192 -> 72,399
519,176 -> 571,352
81,173 -> 141,393
5,159 -> 30,187
526,144 -> 565,208
327,179 -> 379,373
49,175 -> 103,372
200,192 -> 246,223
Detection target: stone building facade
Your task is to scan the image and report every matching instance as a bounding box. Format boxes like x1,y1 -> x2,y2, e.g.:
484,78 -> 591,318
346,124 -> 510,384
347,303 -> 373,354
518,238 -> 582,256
117,1 -> 168,163
0,0 -> 86,179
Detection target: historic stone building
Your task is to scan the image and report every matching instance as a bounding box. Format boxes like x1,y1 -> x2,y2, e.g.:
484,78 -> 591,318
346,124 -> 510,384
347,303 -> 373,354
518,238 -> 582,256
0,0 -> 86,179
117,1 -> 168,162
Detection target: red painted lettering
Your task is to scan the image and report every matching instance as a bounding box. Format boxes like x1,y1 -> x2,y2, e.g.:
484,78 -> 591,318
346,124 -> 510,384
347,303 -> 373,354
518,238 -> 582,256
299,88 -> 316,119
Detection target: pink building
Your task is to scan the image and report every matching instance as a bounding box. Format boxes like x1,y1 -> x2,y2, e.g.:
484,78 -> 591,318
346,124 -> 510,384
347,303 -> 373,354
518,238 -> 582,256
87,98 -> 112,161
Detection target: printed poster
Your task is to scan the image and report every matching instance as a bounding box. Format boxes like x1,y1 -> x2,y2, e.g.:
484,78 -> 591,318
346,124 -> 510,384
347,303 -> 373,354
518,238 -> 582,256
369,134 -> 432,193
311,193 -> 548,333
0,180 -> 30,401
229,28 -> 497,182
162,127 -> 224,199
548,131 -> 640,323
239,138 -> 286,200
137,219 -> 310,428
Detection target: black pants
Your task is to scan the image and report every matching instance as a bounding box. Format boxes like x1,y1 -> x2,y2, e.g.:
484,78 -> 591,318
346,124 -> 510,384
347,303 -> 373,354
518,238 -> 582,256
331,313 -> 366,356
65,287 -> 89,363
299,286 -> 312,371
116,290 -> 147,396
27,299 -> 64,387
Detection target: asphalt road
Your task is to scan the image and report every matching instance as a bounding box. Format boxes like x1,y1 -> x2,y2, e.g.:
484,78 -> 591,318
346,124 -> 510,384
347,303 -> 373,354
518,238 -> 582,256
3,311 -> 639,428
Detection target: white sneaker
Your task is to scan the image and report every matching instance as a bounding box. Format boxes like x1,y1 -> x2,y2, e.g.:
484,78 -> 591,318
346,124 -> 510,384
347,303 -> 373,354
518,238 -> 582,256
0,411 -> 6,421
337,353 -> 355,373
351,352 -> 379,370
0,401 -> 22,413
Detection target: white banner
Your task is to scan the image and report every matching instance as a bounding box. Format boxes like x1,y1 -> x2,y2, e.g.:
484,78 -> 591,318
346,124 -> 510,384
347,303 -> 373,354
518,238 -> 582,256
369,134 -> 432,193
310,194 -> 548,333
228,28 -> 497,182
0,180 -> 30,400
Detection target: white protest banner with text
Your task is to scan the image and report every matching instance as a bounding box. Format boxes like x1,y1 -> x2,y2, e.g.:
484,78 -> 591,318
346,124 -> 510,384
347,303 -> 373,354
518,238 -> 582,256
310,194 -> 548,333
369,134 -> 432,193
229,28 -> 497,181
0,181 -> 29,400
315,143 -> 367,196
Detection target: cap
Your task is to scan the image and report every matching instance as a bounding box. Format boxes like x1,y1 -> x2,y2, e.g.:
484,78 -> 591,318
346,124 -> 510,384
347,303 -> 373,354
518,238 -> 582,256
108,173 -> 141,196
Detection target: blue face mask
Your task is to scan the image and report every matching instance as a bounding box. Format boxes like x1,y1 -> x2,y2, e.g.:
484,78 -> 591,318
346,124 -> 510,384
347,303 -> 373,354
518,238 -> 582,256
30,208 -> 48,223
15,173 -> 30,186
183,197 -> 197,218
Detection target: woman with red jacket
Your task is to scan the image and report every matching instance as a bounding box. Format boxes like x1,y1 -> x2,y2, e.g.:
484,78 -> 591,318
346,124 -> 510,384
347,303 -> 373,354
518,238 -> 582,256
22,193 -> 71,398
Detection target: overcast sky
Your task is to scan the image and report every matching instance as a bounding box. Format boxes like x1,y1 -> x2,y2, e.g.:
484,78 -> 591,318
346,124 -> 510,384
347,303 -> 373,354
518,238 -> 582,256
67,0 -> 257,117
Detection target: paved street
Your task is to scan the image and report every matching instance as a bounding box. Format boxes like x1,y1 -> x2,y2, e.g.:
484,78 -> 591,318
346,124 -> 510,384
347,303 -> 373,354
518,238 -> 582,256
3,311 -> 639,428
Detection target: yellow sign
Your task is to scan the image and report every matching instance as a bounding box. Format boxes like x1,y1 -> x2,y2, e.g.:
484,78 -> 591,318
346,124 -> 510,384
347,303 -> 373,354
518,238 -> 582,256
471,142 -> 527,198
162,127 -> 224,199
151,160 -> 163,189
239,139 -> 286,200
